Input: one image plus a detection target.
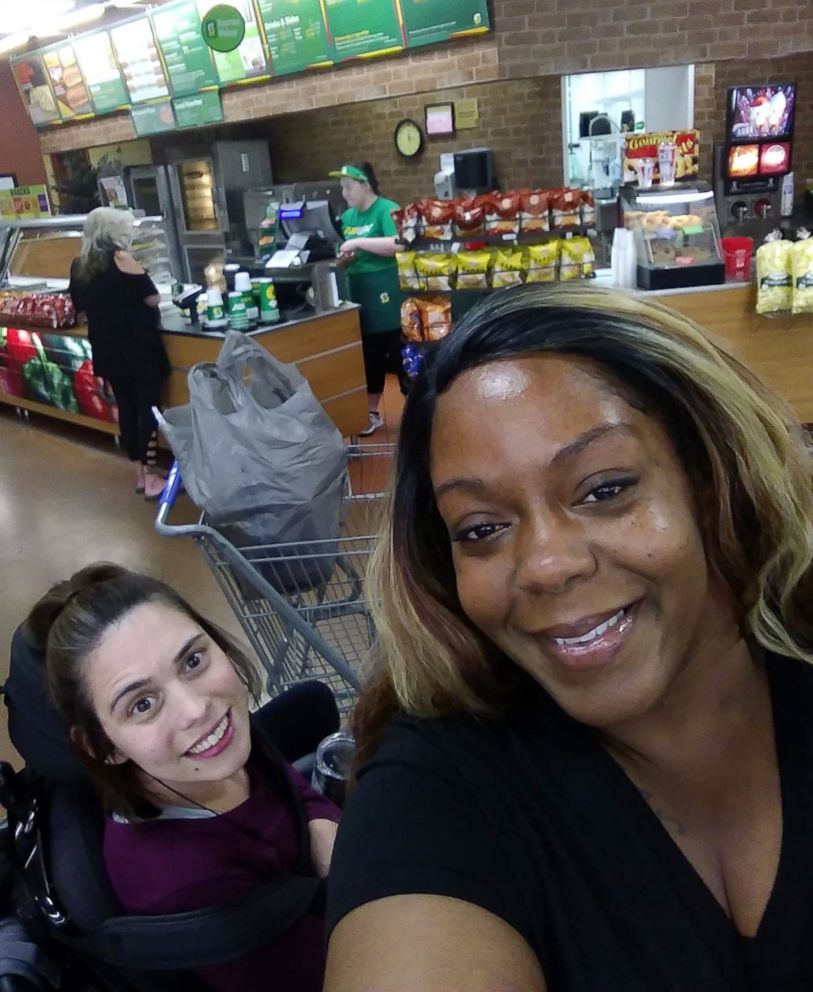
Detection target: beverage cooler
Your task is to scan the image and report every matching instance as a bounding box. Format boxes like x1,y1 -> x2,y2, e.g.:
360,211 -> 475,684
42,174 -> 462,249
100,140 -> 273,285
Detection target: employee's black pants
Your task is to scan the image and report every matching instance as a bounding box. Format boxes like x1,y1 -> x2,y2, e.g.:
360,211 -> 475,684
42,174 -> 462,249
107,373 -> 163,465
361,328 -> 404,395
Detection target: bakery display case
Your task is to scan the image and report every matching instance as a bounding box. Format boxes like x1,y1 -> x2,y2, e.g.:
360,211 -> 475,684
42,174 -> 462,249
621,182 -> 725,289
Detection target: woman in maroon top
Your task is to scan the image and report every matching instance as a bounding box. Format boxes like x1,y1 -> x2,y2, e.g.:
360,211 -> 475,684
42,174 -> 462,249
27,562 -> 340,992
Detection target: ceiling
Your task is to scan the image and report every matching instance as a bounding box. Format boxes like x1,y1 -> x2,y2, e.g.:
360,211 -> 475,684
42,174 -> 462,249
0,0 -> 154,56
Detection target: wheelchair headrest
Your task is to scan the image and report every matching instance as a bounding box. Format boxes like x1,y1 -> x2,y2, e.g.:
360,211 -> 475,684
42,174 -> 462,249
4,623 -> 84,784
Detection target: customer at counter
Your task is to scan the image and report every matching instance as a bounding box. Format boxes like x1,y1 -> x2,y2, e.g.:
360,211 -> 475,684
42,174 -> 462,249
330,162 -> 401,436
68,208 -> 169,500
325,284 -> 813,991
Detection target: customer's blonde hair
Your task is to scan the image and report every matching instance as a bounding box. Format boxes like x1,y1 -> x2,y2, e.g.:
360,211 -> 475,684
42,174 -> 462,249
74,207 -> 135,282
354,283 -> 813,762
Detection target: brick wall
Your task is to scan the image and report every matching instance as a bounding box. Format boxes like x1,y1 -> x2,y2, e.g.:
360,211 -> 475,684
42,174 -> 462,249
0,60 -> 47,184
266,76 -> 563,205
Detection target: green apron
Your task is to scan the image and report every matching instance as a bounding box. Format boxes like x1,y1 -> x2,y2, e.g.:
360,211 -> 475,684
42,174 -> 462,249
347,266 -> 403,336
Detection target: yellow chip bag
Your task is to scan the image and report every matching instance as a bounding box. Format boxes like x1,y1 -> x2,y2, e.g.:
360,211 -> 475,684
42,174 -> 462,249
491,248 -> 524,288
415,253 -> 457,291
791,236 -> 813,315
525,242 -> 560,283
560,236 -> 595,280
456,250 -> 492,289
756,239 -> 793,315
396,252 -> 420,291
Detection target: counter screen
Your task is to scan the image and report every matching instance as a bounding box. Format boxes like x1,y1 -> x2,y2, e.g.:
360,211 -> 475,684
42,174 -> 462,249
727,84 -> 796,141
727,144 -> 759,180
759,141 -> 791,176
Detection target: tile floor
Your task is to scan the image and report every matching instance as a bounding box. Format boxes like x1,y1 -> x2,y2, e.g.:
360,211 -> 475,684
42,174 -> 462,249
0,375 -> 404,767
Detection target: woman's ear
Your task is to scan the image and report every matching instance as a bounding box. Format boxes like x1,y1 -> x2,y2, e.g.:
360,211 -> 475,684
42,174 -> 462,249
70,725 -> 127,765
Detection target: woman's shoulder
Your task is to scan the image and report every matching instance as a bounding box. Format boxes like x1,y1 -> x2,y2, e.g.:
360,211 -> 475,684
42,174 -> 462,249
113,250 -> 146,276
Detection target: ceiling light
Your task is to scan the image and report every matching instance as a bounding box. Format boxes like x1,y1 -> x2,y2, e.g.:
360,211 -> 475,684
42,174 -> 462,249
0,32 -> 32,56
2,0 -> 75,36
56,2 -> 106,30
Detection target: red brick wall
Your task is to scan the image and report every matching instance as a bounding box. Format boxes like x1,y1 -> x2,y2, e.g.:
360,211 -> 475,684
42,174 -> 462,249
0,60 -> 47,185
266,76 -> 563,206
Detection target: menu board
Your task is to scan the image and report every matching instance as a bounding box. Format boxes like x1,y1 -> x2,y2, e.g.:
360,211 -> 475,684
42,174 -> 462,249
173,89 -> 224,128
73,31 -> 129,114
256,0 -> 333,76
131,100 -> 177,137
10,54 -> 60,126
198,0 -> 268,84
110,17 -> 170,103
40,43 -> 94,120
399,0 -> 489,48
152,0 -> 219,96
323,0 -> 404,59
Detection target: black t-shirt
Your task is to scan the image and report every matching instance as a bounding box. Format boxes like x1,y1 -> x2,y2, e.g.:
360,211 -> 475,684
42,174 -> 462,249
69,256 -> 169,381
327,655 -> 813,990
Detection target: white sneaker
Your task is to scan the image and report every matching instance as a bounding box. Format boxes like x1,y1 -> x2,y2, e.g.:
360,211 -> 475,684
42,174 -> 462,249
358,411 -> 384,436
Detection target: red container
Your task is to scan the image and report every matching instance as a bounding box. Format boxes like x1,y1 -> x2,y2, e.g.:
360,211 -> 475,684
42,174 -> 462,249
721,236 -> 754,281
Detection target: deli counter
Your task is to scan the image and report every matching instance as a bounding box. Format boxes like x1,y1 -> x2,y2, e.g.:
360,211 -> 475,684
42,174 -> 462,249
0,215 -> 368,439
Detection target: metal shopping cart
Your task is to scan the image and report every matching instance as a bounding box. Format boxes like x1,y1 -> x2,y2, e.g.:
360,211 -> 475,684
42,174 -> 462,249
155,442 -> 395,718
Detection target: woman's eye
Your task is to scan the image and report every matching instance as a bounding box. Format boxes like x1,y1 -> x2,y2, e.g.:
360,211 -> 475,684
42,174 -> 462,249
131,696 -> 154,716
185,650 -> 205,672
581,477 -> 636,504
452,521 -> 509,543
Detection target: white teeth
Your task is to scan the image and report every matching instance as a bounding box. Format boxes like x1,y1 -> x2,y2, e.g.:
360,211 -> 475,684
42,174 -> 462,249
187,714 -> 229,755
553,608 -> 625,647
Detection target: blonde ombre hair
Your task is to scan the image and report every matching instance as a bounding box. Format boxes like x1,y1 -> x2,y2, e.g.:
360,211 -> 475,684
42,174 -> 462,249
74,207 -> 136,282
354,283 -> 813,761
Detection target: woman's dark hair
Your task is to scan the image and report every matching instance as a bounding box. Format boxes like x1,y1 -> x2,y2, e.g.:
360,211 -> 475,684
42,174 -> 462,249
25,563 -> 262,819
348,161 -> 381,195
354,282 -> 813,764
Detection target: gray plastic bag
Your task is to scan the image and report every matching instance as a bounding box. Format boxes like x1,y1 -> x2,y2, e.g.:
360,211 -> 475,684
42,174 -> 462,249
160,331 -> 348,594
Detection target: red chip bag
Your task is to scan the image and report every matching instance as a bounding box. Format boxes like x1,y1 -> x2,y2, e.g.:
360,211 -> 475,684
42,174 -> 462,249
551,189 -> 581,229
453,196 -> 486,238
519,189 -> 550,233
580,190 -> 596,227
418,199 -> 454,240
484,191 -> 521,236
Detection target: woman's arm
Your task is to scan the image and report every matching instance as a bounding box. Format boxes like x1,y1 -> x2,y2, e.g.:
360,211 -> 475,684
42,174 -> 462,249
308,817 -> 338,878
338,235 -> 400,258
114,250 -> 160,307
325,895 -> 546,992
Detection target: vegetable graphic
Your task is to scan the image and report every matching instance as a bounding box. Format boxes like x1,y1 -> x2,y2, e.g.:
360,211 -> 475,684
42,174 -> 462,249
21,332 -> 79,413
0,328 -> 39,396
73,359 -> 118,423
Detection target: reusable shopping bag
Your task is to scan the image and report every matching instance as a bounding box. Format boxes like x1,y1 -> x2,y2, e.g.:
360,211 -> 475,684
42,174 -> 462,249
160,331 -> 348,594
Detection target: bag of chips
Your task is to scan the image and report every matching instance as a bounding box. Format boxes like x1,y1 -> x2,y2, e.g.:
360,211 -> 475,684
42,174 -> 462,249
791,231 -> 813,315
580,190 -> 596,227
756,235 -> 793,315
492,247 -> 525,288
519,190 -> 550,233
551,188 -> 581,229
396,252 -> 420,290
418,199 -> 454,240
415,253 -> 457,291
559,236 -> 595,280
485,192 -> 522,236
456,249 -> 492,289
416,297 -> 452,341
525,242 -> 560,283
393,203 -> 421,244
400,297 -> 424,342
453,196 -> 486,239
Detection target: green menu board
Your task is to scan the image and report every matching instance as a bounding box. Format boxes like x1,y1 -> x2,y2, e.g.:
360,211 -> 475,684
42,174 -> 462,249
173,89 -> 224,127
40,42 -> 94,120
131,100 -> 177,136
72,31 -> 129,114
256,0 -> 333,76
198,0 -> 268,84
323,0 -> 404,59
399,0 -> 489,48
152,0 -> 219,96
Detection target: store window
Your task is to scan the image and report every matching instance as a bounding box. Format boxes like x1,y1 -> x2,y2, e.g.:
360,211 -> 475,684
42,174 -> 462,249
562,65 -> 695,192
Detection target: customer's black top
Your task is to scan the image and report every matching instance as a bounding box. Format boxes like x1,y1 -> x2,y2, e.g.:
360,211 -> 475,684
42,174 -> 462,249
327,653 -> 813,991
69,255 -> 170,381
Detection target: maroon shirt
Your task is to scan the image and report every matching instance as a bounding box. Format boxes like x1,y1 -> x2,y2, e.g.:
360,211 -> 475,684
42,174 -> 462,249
103,762 -> 339,992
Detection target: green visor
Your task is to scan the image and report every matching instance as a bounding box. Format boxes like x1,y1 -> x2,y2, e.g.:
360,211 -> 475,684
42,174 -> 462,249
328,164 -> 369,183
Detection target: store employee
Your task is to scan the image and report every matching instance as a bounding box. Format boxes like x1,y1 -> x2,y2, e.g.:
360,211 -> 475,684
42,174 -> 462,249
330,162 -> 401,437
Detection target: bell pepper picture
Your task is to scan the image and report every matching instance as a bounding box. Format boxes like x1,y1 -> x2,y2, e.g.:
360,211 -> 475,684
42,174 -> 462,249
73,359 -> 118,423
21,333 -> 79,413
42,333 -> 89,374
0,327 -> 39,395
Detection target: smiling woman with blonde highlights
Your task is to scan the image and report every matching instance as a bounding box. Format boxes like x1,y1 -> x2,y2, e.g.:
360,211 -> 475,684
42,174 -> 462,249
324,284 -> 813,992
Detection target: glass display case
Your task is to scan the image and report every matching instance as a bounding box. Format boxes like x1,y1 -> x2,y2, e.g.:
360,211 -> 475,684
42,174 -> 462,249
620,182 -> 725,289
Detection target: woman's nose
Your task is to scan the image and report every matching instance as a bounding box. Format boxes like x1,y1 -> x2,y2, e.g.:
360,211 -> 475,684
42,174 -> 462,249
515,516 -> 597,595
172,685 -> 208,726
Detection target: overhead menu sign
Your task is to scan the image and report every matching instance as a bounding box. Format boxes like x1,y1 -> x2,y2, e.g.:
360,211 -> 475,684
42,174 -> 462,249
40,42 -> 93,120
73,31 -> 129,114
10,54 -> 60,126
173,89 -> 224,127
110,17 -> 170,103
322,0 -> 404,59
152,0 -> 219,96
198,0 -> 268,84
398,0 -> 489,48
131,100 -> 176,136
256,0 -> 333,76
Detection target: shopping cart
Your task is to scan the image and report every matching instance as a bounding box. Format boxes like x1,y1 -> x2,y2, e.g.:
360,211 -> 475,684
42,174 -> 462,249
155,442 -> 395,717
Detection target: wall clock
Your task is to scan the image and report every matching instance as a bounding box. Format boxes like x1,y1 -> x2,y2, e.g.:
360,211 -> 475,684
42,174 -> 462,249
394,118 -> 424,158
